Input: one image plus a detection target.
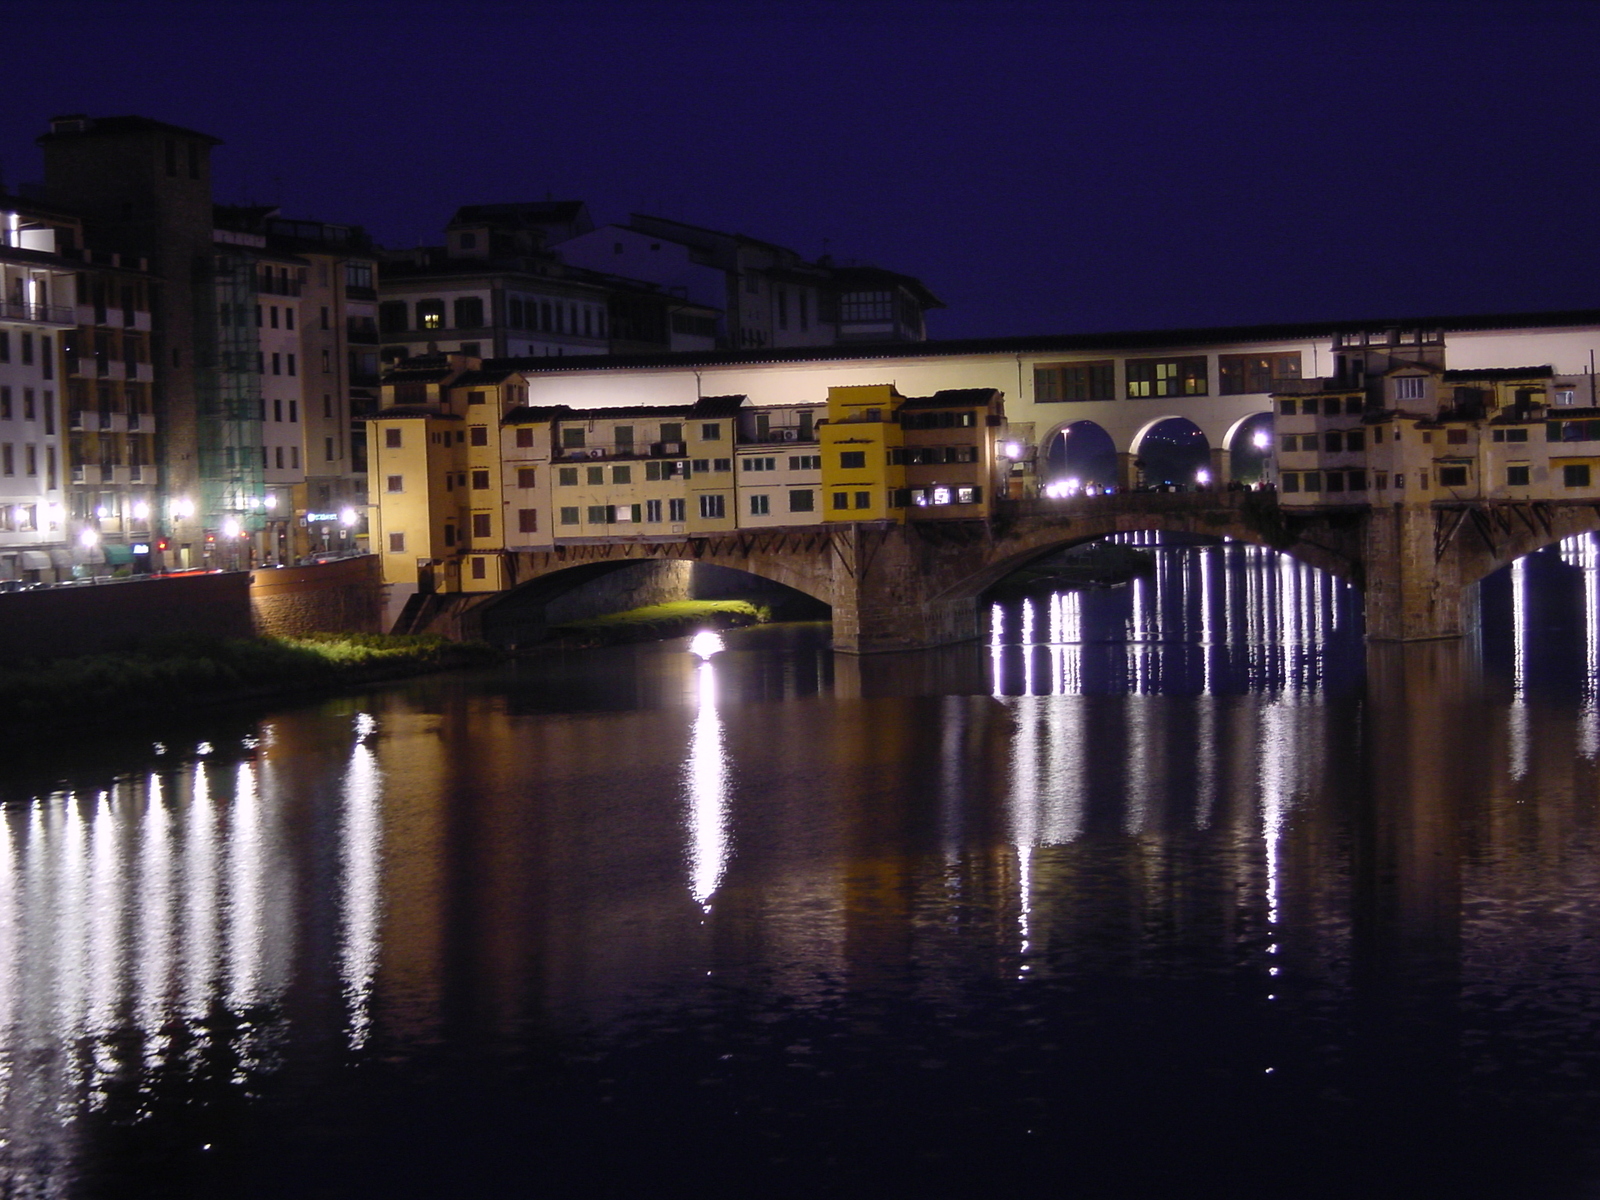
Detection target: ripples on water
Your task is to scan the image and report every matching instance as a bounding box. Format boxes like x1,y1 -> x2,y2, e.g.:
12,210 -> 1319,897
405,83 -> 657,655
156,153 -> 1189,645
4,536 -> 1600,1198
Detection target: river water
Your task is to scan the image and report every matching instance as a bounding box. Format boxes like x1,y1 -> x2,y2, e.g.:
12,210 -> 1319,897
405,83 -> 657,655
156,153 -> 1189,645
5,538 -> 1600,1198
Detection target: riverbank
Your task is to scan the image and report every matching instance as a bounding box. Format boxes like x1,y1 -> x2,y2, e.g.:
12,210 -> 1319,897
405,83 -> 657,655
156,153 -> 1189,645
544,599 -> 770,649
0,633 -> 500,729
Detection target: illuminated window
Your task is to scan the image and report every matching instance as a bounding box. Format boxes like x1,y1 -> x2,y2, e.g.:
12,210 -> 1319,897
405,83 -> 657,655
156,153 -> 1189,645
1126,356 -> 1207,398
417,300 -> 444,330
932,487 -> 951,505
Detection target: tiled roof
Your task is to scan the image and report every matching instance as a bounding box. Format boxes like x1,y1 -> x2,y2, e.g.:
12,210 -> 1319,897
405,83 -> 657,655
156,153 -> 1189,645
372,406 -> 459,419
37,115 -> 221,144
1440,366 -> 1555,382
899,388 -> 1002,409
502,309 -> 1600,375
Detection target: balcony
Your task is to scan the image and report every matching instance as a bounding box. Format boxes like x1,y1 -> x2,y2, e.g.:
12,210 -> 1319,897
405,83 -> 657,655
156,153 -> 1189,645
0,299 -> 76,327
739,428 -> 813,446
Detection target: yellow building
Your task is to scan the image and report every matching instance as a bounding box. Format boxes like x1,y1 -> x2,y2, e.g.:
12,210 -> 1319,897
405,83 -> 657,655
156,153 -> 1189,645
367,354 -> 524,597
819,384 -> 907,523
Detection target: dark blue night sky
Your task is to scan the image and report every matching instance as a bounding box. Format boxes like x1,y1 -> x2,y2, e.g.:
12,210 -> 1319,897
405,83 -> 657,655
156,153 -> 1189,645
4,0 -> 1596,339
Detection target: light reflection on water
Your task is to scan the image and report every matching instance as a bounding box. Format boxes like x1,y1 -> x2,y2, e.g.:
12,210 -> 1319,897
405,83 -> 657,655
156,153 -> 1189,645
3,539 -> 1600,1195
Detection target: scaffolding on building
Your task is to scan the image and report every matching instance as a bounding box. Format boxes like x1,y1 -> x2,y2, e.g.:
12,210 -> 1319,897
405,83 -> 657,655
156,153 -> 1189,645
197,250 -> 265,545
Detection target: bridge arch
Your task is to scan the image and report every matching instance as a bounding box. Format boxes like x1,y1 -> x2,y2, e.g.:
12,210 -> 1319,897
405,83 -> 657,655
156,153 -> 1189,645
1130,416 -> 1212,488
1040,419 -> 1118,489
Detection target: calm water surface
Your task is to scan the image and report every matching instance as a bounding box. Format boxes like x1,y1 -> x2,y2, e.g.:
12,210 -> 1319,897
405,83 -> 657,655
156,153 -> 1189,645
6,539 -> 1600,1198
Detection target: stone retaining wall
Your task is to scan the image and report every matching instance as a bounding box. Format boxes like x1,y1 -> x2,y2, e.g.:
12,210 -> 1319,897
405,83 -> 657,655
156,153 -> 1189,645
249,556 -> 383,638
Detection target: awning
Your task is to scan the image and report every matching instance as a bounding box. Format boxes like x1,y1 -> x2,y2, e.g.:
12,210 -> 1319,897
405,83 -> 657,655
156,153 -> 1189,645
21,551 -> 51,570
102,544 -> 135,564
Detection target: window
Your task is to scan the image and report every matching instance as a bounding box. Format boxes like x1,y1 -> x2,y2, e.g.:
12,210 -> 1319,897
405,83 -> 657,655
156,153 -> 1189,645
388,532 -> 405,552
587,505 -> 608,524
661,422 -> 683,444
612,465 -> 631,485
1564,464 -> 1592,488
742,457 -> 777,472
558,467 -> 578,486
472,470 -> 490,490
24,445 -> 35,477
1281,473 -> 1300,493
750,494 -> 770,516
692,459 -> 709,474
1446,428 -> 1468,445
470,426 -> 488,446
789,454 -> 821,471
291,446 -> 299,469
344,262 -> 374,292
1324,431 -> 1342,453
1492,428 -> 1530,443
699,493 -> 726,519
1303,471 -> 1322,492
379,302 -> 408,332
701,423 -> 721,440
1346,430 -> 1364,452
518,468 -> 537,488
471,512 -> 492,538
839,451 -> 867,470
1507,465 -> 1531,486
957,486 -> 981,504
454,297 -> 485,328
1394,376 -> 1426,401
1218,352 -> 1301,395
470,557 -> 487,580
1434,466 -> 1466,488
1035,360 -> 1115,402
275,446 -> 285,469
832,492 -> 849,509
668,498 -> 686,522
586,466 -> 604,485
517,509 -> 538,533
271,352 -> 281,375
417,300 -> 444,330
516,428 -> 535,448
559,507 -> 579,525
561,428 -> 586,449
386,475 -> 403,492
713,458 -> 731,472
1126,356 -> 1207,398
326,437 -> 336,461
789,489 -> 815,512
646,499 -> 662,522
854,492 -> 871,508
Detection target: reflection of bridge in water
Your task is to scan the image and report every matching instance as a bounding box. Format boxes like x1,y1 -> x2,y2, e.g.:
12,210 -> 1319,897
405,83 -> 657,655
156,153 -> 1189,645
455,491 -> 1600,651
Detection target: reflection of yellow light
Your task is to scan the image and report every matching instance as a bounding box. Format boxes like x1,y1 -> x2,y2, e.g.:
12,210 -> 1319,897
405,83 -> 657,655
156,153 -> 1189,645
685,660 -> 728,909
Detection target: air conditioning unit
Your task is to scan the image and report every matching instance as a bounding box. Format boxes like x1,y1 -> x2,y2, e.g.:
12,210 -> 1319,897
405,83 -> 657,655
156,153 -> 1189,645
589,449 -> 604,459
779,429 -> 797,441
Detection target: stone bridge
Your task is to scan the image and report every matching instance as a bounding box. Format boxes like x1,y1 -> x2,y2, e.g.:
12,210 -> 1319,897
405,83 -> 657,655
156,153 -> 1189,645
453,492 -> 1600,650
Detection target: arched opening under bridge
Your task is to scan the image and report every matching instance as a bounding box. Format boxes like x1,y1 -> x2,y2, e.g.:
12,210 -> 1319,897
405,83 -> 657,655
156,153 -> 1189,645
475,559 -> 830,647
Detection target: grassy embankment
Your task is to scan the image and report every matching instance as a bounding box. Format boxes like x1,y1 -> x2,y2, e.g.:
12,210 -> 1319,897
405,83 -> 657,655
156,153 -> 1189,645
0,633 -> 498,726
546,599 -> 770,648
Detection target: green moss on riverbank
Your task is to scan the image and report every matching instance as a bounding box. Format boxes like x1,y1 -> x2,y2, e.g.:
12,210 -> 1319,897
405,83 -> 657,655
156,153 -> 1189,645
547,600 -> 769,648
0,633 -> 499,725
